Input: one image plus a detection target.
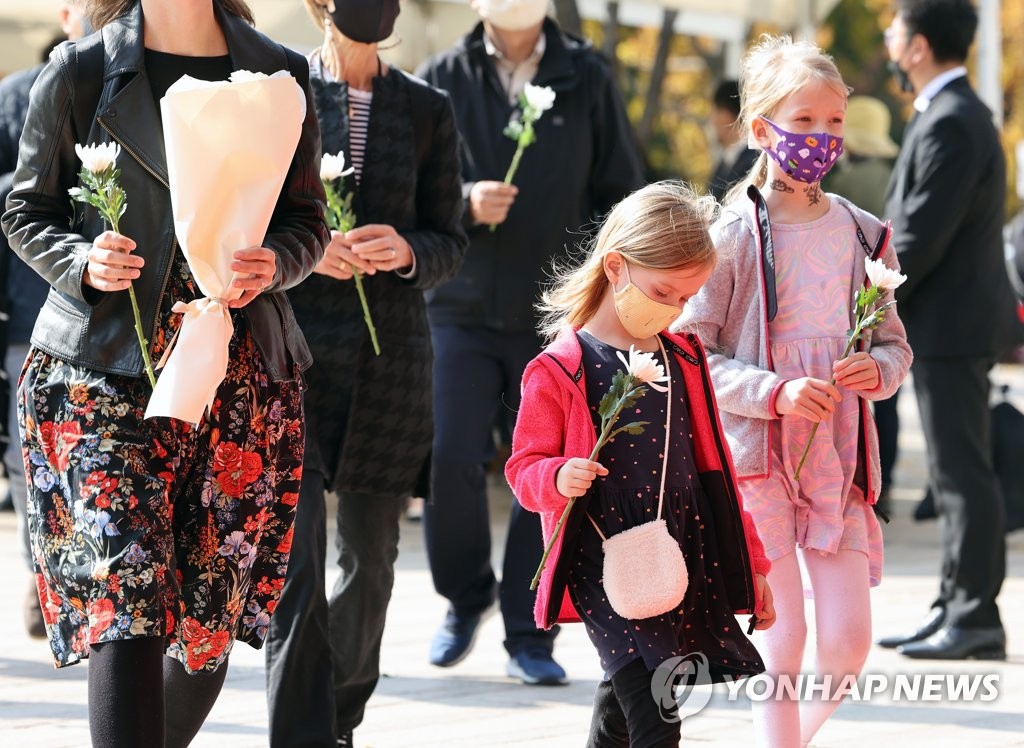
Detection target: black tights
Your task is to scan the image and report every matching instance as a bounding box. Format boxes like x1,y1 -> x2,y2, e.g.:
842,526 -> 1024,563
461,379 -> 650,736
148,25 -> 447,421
88,637 -> 228,748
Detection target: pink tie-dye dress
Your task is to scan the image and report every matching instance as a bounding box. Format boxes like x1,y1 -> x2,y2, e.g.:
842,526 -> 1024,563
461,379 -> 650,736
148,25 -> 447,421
738,204 -> 884,589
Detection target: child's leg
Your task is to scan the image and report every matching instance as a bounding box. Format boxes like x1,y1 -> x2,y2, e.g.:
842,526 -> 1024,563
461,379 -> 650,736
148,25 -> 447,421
799,549 -> 872,745
586,678 -> 629,748
751,551 -> 807,748
88,637 -> 166,747
605,659 -> 682,748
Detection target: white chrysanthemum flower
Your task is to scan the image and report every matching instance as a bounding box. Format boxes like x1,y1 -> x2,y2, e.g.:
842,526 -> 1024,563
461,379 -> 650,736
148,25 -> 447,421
320,151 -> 355,182
523,83 -> 556,113
616,345 -> 670,393
864,257 -> 907,292
229,70 -> 269,83
75,142 -> 120,174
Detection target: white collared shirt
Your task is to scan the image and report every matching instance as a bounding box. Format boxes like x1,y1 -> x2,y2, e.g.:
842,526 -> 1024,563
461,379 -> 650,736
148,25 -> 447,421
913,66 -> 968,112
720,139 -> 748,170
483,31 -> 546,105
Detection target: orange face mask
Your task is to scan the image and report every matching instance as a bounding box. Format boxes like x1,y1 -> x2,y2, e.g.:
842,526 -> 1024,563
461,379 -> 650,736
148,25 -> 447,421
612,263 -> 681,339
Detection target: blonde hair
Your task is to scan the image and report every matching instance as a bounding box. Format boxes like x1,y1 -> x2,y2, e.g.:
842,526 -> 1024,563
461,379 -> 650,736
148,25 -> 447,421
724,35 -> 849,204
538,181 -> 717,340
302,0 -> 329,32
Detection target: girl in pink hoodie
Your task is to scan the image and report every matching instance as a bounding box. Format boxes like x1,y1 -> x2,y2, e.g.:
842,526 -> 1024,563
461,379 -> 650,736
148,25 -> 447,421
506,181 -> 775,746
679,37 -> 912,748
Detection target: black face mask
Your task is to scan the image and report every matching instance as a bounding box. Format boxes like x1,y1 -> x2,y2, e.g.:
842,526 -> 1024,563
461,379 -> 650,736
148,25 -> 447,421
887,59 -> 914,94
328,0 -> 400,44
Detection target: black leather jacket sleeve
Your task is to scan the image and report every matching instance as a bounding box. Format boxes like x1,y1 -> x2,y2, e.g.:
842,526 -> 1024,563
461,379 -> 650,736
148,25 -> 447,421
264,49 -> 328,292
2,58 -> 96,306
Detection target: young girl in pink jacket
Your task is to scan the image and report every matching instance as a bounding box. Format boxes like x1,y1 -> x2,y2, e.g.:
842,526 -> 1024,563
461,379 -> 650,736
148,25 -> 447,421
506,181 -> 776,746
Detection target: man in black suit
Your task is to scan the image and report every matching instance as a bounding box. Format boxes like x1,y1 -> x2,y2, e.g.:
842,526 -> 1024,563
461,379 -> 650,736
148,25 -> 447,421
707,80 -> 759,202
879,0 -> 1019,660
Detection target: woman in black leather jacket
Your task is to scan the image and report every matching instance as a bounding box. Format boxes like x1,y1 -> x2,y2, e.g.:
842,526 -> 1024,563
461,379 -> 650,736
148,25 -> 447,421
262,1 -> 466,746
0,1 -> 326,745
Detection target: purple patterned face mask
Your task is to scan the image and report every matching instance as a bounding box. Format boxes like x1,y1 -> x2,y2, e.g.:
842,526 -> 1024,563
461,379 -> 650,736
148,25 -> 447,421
759,116 -> 844,184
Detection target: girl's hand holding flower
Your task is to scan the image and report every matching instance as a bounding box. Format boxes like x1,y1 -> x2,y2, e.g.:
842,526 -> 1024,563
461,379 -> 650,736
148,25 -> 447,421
832,351 -> 881,391
84,231 -> 143,292
228,245 -> 277,308
776,377 -> 840,422
347,224 -> 413,273
555,457 -> 608,499
752,574 -> 776,630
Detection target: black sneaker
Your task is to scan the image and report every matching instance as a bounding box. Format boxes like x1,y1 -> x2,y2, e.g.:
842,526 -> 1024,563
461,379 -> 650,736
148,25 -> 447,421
337,731 -> 353,747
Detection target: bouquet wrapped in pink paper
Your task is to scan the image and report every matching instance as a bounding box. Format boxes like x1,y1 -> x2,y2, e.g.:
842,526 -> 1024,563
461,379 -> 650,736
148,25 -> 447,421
145,70 -> 306,423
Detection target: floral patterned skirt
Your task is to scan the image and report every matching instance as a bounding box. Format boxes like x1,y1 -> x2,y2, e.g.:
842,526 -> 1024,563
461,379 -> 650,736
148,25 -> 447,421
18,318 -> 304,673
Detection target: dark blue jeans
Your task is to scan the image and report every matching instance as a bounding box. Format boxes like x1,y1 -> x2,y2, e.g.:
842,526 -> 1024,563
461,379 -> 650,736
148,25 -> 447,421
425,325 -> 557,655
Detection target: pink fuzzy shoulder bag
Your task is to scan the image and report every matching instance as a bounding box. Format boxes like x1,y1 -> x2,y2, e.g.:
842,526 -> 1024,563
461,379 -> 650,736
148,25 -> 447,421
589,338 -> 689,620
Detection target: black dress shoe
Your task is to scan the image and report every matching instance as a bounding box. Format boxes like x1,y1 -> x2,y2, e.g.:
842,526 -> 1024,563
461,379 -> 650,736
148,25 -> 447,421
913,488 -> 937,521
877,606 -> 945,649
897,625 -> 1006,660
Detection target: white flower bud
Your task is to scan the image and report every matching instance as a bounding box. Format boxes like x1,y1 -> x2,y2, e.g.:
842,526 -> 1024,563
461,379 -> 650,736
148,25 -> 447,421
74,142 -> 120,174
320,151 -> 355,182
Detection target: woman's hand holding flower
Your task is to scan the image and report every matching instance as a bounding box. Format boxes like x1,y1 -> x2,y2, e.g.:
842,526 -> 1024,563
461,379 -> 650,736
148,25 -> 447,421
832,351 -> 880,391
228,246 -> 277,308
555,457 -> 608,499
83,231 -> 143,293
314,230 -> 374,280
347,224 -> 413,273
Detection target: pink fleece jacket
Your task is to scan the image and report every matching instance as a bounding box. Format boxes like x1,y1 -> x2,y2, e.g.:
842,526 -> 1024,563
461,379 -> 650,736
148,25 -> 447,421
505,327 -> 771,630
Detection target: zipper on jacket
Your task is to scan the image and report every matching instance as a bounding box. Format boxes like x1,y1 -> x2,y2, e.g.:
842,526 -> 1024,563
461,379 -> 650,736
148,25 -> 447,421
99,120 -> 178,368
750,199 -> 777,480
688,337 -> 756,612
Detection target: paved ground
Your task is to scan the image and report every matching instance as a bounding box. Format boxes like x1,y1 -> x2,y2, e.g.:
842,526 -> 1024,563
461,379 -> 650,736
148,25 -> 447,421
0,370 -> 1022,747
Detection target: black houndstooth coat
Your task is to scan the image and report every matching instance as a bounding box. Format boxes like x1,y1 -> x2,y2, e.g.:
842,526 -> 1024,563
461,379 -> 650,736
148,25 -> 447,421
287,59 -> 467,498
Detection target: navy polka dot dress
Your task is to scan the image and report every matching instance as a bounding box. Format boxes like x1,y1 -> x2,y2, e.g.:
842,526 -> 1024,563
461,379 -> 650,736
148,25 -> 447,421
569,331 -> 765,681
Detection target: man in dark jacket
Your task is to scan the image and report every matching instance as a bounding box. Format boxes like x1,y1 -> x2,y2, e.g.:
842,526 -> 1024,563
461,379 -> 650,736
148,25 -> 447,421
416,0 -> 644,684
878,0 -> 1019,660
0,0 -> 89,640
707,80 -> 758,203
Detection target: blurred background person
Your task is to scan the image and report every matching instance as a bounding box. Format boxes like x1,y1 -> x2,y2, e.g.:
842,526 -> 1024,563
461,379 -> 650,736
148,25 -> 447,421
0,0 -> 90,640
264,1 -> 467,747
707,79 -> 759,202
416,0 -> 644,686
878,0 -> 1019,661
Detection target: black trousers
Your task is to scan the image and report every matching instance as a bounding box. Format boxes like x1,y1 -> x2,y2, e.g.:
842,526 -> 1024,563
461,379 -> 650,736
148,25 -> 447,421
587,659 -> 682,748
874,386 -> 901,490
265,466 -> 405,745
912,356 -> 1006,628
425,325 -> 556,654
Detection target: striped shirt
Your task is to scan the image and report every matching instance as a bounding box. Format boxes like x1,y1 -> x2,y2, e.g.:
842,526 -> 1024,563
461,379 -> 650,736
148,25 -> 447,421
347,87 -> 373,184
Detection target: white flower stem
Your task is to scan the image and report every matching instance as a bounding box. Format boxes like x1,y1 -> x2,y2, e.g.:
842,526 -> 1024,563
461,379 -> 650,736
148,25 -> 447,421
792,328 -> 859,480
488,143 -> 527,233
110,214 -> 156,389
351,269 -> 380,356
529,381 -> 635,591
323,178 -> 381,356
